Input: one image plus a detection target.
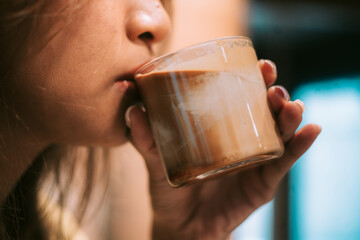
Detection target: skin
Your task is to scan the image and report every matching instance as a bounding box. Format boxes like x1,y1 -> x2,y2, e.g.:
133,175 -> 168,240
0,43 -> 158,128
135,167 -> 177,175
0,0 -> 321,238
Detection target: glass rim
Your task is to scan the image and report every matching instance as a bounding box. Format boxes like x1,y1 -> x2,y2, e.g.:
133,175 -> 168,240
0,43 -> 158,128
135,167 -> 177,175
135,36 -> 252,75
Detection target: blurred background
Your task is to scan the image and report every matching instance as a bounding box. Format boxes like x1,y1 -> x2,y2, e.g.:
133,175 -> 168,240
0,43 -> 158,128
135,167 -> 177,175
233,0 -> 360,239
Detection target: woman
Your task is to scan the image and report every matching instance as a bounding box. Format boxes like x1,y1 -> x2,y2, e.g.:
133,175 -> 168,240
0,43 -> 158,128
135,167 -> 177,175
0,0 -> 321,239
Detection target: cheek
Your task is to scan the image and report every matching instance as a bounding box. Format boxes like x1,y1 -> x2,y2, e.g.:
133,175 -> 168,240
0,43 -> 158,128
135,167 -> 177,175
8,2 -> 133,146
11,67 -> 131,146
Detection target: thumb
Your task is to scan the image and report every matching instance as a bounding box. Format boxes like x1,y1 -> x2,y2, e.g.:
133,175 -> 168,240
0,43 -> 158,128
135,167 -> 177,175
125,105 -> 168,182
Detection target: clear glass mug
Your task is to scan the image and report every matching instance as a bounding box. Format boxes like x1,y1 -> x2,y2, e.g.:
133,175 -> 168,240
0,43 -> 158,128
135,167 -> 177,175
135,36 -> 284,187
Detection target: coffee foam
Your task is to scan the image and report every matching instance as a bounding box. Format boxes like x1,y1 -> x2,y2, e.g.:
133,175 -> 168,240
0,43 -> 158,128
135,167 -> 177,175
157,42 -> 258,72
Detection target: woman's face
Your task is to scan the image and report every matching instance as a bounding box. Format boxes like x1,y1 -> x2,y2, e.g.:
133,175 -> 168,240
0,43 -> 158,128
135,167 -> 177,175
7,0 -> 171,146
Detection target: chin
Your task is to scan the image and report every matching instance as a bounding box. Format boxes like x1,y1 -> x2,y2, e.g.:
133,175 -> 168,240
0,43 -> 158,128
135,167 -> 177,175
95,126 -> 130,147
65,125 -> 129,148
100,136 -> 129,147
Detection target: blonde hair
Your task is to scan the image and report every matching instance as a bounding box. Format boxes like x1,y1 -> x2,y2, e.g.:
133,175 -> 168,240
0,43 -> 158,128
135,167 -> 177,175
0,145 -> 110,240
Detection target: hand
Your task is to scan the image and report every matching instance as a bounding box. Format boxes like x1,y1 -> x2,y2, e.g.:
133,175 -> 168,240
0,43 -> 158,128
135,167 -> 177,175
126,60 -> 321,240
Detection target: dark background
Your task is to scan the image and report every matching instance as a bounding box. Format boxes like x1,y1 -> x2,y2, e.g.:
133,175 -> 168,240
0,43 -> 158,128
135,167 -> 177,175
249,0 -> 360,239
251,0 -> 360,92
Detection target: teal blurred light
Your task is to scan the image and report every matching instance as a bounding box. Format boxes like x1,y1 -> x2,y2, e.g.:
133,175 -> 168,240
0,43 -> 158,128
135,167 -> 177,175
232,201 -> 274,240
290,76 -> 360,240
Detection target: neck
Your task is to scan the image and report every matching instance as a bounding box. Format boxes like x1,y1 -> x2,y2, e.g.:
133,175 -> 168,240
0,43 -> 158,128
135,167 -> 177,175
0,122 -> 49,206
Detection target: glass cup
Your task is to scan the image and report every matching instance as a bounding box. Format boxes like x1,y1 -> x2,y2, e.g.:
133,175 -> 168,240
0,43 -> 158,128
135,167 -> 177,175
135,36 -> 284,187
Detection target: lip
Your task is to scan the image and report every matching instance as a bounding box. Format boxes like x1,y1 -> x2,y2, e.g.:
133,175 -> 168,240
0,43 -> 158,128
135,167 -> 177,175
115,60 -> 152,83
115,73 -> 135,83
113,61 -> 152,110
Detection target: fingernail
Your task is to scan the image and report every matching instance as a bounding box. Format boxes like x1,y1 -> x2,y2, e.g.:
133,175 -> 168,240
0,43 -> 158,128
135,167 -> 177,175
125,105 -> 137,128
138,102 -> 146,112
294,99 -> 305,113
274,86 -> 290,101
265,59 -> 277,75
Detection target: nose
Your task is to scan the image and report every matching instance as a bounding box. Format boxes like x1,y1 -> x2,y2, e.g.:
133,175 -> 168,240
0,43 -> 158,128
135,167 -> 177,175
126,1 -> 171,46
